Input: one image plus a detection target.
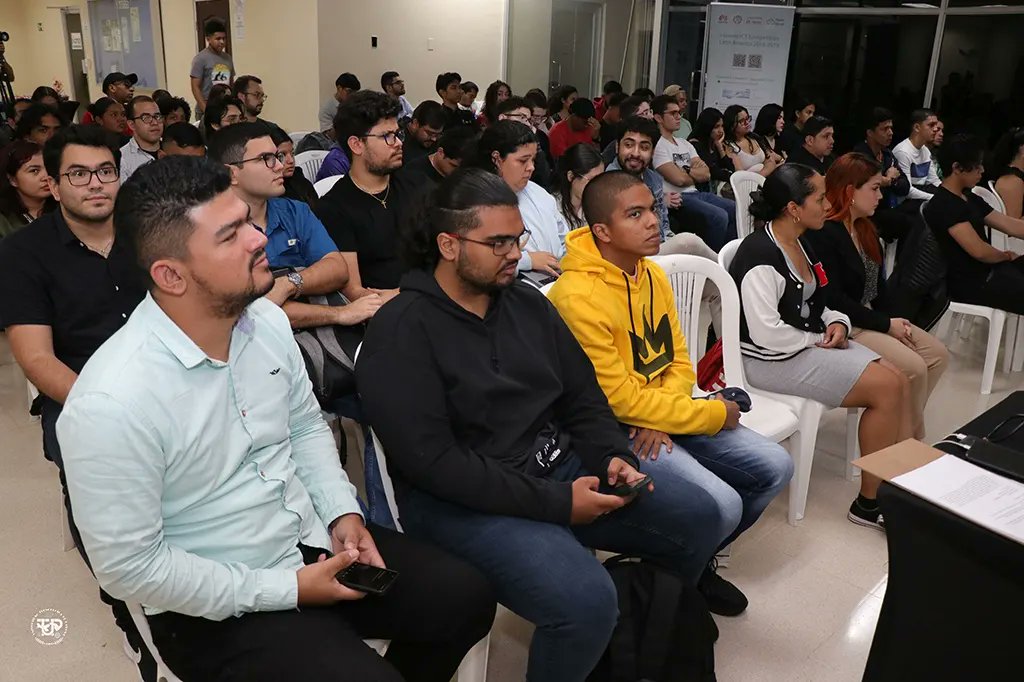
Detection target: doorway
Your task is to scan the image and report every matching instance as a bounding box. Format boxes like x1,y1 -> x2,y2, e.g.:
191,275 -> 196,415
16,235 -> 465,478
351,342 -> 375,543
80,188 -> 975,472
549,0 -> 603,96
62,9 -> 89,121
195,0 -> 232,54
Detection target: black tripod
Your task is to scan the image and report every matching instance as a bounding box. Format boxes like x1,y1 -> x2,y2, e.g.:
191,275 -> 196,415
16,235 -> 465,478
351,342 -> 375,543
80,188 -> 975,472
0,58 -> 14,116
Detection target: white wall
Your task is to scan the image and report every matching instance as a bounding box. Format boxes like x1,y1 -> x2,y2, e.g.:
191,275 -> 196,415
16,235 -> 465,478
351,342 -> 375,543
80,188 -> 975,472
316,0 -> 506,112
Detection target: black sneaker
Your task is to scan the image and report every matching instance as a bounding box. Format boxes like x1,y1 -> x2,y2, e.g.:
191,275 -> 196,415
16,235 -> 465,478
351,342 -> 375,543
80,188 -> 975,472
698,560 -> 748,616
847,499 -> 886,531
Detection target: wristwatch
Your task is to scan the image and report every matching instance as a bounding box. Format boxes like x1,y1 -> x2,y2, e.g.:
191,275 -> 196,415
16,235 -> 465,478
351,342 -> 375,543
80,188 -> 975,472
286,272 -> 304,298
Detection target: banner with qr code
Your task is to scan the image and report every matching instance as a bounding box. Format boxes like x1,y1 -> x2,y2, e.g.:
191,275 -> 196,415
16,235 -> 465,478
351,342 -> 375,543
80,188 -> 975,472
703,3 -> 795,121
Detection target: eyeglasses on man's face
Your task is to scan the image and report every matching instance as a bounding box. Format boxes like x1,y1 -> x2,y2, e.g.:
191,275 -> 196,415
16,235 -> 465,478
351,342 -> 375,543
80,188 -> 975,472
449,229 -> 532,256
132,112 -> 164,124
62,165 -> 119,186
363,129 -> 406,146
505,112 -> 530,124
243,91 -> 268,101
234,151 -> 287,169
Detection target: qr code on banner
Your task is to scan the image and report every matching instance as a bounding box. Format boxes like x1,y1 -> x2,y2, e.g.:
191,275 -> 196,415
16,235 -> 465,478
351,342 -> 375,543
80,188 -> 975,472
748,54 -> 763,69
732,53 -> 747,67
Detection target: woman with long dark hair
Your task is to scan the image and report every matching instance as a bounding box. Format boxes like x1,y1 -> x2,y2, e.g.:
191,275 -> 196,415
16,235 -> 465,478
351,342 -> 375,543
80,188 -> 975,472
805,152 -> 948,440
268,125 -> 318,208
0,141 -> 56,238
88,97 -> 128,143
479,80 -> 512,129
547,85 -> 578,126
723,104 -> 778,176
991,127 -> 1024,219
779,95 -> 815,155
752,103 -> 786,161
473,120 -> 569,278
555,143 -> 604,230
729,163 -> 911,529
688,108 -> 735,186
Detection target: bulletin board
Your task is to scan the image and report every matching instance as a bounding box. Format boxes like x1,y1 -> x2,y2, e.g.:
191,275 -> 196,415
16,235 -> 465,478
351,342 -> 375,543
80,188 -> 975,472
87,0 -> 164,89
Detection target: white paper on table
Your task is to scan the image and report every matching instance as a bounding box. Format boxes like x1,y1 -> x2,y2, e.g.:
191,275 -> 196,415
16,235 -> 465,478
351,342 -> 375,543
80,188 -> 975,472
892,454 -> 1024,545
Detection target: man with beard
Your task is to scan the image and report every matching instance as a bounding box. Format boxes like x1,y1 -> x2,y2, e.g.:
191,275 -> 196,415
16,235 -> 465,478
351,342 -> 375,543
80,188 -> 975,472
208,121 -> 382,328
315,91 -> 410,303
356,168 -> 725,681
0,125 -> 150,676
605,116 -> 716,258
232,75 -> 275,128
381,70 -> 414,120
56,156 -> 497,682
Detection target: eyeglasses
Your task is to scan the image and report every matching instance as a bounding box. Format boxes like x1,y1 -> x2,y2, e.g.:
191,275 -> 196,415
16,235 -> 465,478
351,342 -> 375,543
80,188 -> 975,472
131,113 -> 164,124
504,112 -> 530,123
450,229 -> 532,256
62,166 -> 119,186
363,129 -> 406,146
736,116 -> 751,125
234,151 -> 286,169
243,91 -> 268,101
664,110 -> 682,118
389,79 -> 404,87
220,114 -> 242,125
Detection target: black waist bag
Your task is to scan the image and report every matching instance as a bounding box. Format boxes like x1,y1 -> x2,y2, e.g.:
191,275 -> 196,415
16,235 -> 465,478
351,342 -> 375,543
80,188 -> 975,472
588,556 -> 718,682
292,291 -> 364,407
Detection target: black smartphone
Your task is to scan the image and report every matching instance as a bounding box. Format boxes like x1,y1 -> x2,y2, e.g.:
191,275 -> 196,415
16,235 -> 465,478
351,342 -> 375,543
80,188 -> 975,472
603,475 -> 653,497
335,562 -> 400,596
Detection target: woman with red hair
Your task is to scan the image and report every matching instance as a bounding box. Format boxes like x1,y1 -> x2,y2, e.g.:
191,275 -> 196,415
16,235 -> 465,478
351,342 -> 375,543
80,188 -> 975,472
806,152 -> 948,439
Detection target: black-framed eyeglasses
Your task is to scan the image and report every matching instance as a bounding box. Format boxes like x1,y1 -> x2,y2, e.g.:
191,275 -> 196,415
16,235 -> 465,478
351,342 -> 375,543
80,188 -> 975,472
363,129 -> 406,146
450,229 -> 531,256
62,166 -> 119,186
243,91 -> 268,101
504,112 -> 530,123
234,151 -> 286,169
389,79 -> 404,88
131,113 -> 164,124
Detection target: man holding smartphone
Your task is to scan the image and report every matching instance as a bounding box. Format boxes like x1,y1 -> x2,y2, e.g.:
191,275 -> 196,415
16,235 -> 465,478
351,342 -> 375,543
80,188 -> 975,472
357,168 -> 719,682
57,156 -> 496,682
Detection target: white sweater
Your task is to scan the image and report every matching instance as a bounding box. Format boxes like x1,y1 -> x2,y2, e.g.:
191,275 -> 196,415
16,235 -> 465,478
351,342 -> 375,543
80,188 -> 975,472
893,138 -> 940,202
516,181 -> 570,272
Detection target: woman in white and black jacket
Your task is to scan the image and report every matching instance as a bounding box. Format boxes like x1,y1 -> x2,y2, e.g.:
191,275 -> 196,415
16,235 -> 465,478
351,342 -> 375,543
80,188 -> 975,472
728,163 -> 912,530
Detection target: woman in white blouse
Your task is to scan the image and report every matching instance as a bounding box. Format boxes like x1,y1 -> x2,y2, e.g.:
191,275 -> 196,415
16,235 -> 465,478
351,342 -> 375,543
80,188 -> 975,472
723,104 -> 782,177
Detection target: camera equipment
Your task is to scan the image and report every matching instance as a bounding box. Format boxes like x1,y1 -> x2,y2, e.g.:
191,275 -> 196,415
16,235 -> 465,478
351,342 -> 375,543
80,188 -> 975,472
0,31 -> 10,42
0,30 -> 13,109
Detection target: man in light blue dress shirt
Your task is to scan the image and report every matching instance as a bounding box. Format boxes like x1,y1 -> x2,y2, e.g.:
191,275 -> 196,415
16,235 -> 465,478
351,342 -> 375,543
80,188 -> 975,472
57,156 -> 495,681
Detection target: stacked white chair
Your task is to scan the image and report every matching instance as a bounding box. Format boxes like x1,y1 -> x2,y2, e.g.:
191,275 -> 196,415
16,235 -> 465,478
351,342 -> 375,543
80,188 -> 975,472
295,150 -> 330,182
729,170 -> 766,239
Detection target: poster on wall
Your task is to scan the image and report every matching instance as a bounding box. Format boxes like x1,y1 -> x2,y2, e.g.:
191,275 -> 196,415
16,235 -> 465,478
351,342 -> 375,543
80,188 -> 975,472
703,3 -> 795,121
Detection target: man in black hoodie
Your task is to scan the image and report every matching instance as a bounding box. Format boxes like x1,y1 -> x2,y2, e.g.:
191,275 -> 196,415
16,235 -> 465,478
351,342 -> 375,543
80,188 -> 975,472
357,168 -> 724,682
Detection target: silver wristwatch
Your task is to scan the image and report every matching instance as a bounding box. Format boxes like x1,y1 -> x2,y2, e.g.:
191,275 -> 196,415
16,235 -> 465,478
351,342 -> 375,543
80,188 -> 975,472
286,272 -> 304,298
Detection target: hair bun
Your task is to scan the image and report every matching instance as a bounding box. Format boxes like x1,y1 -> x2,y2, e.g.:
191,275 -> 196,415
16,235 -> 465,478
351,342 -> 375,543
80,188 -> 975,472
747,189 -> 774,221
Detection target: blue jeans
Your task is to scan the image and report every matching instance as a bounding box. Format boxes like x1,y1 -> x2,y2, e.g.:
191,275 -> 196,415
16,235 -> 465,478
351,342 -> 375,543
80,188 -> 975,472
679,191 -> 738,251
397,425 -> 791,682
330,396 -> 396,529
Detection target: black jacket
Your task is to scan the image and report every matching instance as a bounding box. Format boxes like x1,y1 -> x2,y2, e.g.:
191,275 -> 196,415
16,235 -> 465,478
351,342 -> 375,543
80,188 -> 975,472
690,138 -> 734,185
803,220 -> 890,333
787,146 -> 833,176
356,270 -> 637,524
852,142 -> 910,209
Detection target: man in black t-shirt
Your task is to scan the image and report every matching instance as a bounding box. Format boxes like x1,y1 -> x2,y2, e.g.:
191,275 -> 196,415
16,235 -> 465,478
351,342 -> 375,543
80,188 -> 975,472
402,101 -> 446,164
398,125 -> 477,192
924,134 -> 1024,314
314,91 -> 411,302
436,71 -> 478,130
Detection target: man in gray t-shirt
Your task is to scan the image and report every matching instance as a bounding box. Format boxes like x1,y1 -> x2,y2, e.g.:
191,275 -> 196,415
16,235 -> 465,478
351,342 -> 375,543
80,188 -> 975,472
190,17 -> 234,117
319,73 -> 360,132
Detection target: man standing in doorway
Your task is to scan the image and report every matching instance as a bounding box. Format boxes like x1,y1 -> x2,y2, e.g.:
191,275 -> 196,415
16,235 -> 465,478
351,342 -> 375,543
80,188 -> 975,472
190,17 -> 234,120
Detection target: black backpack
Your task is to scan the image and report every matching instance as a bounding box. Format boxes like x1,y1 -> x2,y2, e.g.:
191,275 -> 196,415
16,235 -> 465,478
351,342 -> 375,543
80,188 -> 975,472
588,556 -> 718,682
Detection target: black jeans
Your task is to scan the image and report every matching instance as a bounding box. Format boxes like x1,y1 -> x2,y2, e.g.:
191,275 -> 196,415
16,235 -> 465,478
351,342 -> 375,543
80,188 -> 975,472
147,525 -> 496,682
41,397 -> 158,680
951,259 -> 1024,316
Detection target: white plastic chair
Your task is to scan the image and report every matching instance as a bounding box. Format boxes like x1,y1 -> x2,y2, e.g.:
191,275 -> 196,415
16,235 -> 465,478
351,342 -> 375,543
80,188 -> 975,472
289,130 -> 312,146
718,240 -> 861,523
314,174 -> 344,197
295,150 -> 330,182
729,170 -> 765,239
932,191 -> 1008,394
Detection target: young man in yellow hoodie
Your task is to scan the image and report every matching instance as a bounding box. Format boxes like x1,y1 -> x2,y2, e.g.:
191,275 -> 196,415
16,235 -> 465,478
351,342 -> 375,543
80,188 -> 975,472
549,170 -> 793,615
